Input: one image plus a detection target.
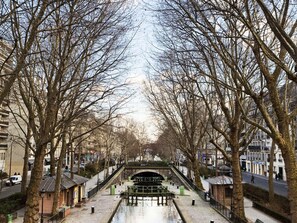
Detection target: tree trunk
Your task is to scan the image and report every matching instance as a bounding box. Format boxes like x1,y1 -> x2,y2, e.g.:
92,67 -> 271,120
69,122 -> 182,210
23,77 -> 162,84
23,145 -> 46,223
70,143 -> 74,180
268,141 -> 275,203
21,127 -> 31,194
77,146 -> 82,175
231,149 -> 246,221
281,143 -> 297,223
187,161 -> 192,179
104,153 -> 110,179
52,134 -> 67,215
50,138 -> 55,176
192,158 -> 203,190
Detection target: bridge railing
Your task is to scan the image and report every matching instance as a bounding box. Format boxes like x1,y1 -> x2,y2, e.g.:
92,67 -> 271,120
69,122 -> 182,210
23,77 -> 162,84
209,197 -> 247,223
87,164 -> 124,198
172,165 -> 208,201
126,161 -> 170,167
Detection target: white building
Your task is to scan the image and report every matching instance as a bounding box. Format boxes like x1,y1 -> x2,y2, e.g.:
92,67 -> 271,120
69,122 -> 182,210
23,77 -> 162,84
242,130 -> 286,181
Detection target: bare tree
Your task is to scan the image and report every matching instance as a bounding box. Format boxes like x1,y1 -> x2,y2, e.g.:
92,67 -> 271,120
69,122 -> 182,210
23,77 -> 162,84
8,1 -> 134,222
196,1 -> 297,221
0,1 -> 56,104
152,0 -> 262,220
146,65 -> 210,189
254,0 -> 297,68
117,120 -> 140,164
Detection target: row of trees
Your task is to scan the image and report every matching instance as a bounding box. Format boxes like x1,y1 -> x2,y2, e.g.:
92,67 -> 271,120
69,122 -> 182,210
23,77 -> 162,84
0,1 -> 139,222
146,1 -> 297,222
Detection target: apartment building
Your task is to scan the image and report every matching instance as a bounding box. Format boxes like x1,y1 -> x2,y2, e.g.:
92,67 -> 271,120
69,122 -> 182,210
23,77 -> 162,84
240,130 -> 286,180
0,39 -> 29,176
0,39 -> 12,174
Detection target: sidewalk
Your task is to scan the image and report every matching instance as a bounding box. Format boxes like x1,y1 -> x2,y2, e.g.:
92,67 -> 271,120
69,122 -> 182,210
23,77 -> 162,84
200,177 -> 281,223
13,166 -> 282,223
57,180 -> 230,223
168,182 -> 229,223
13,167 -> 117,223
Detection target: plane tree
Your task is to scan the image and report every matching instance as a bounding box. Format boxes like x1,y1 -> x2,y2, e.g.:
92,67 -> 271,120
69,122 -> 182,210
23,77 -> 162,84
152,0 -> 262,220
0,0 -> 57,104
146,60 -> 211,190
11,1 -> 134,222
194,1 -> 297,221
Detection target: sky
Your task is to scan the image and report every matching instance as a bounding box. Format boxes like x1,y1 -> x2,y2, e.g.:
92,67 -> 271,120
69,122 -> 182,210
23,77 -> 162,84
125,1 -> 158,141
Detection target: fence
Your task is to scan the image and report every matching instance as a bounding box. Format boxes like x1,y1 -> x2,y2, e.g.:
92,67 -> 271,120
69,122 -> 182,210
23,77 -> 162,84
209,197 -> 247,223
172,165 -> 208,201
173,165 -> 248,223
47,212 -> 63,223
87,164 -> 124,199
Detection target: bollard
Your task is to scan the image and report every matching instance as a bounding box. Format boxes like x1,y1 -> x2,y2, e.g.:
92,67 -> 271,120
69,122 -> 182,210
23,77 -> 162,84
192,199 -> 195,206
210,221 -> 214,223
91,206 -> 95,214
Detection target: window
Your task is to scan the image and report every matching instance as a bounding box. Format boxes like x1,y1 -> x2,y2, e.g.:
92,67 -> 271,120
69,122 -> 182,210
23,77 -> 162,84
0,152 -> 5,160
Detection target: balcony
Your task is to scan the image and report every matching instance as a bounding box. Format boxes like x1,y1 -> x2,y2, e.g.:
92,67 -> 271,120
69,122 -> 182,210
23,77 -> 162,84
0,120 -> 9,127
0,132 -> 9,138
0,109 -> 9,117
0,143 -> 8,149
1,99 -> 10,106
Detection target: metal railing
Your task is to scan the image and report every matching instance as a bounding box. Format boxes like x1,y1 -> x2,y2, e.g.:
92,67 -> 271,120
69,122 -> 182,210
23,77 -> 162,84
173,165 -> 248,223
209,197 -> 247,223
47,213 -> 63,223
172,165 -> 208,201
87,164 -> 124,198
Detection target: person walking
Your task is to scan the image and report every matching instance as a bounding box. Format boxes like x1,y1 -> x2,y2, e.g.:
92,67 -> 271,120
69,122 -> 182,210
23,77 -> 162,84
251,174 -> 255,184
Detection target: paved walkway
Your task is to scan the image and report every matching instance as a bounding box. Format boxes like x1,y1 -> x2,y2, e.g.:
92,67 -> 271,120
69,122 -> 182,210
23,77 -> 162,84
64,183 -> 124,223
200,178 -> 281,223
12,166 -> 282,223
168,182 -> 228,223
54,180 -> 229,223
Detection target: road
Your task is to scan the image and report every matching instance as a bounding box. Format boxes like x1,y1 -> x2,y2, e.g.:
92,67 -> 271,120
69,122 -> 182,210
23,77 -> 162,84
0,166 -> 115,200
241,172 -> 288,197
0,182 -> 21,199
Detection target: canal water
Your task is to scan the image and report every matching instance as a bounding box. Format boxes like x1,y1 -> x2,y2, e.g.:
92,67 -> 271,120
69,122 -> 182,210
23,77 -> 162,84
111,198 -> 183,223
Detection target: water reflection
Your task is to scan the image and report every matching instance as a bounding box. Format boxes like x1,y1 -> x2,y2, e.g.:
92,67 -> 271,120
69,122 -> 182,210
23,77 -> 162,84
111,198 -> 183,223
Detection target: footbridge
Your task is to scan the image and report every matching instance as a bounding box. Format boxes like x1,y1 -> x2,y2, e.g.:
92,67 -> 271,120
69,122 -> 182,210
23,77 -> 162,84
87,161 -> 205,200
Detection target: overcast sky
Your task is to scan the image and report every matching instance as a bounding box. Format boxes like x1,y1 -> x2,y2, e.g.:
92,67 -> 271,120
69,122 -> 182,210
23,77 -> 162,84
125,1 -> 158,141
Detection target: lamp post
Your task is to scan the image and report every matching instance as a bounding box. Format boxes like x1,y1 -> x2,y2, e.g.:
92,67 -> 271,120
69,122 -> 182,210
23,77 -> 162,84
40,188 -> 45,223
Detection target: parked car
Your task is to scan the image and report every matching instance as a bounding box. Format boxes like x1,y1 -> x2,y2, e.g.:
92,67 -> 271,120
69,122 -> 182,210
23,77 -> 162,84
5,175 -> 22,186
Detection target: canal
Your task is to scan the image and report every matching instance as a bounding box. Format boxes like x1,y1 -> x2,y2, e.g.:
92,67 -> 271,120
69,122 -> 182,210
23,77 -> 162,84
111,198 -> 183,223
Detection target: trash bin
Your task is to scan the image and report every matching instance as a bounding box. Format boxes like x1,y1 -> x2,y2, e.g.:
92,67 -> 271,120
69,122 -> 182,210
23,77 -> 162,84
91,206 -> 95,214
179,186 -> 184,195
192,199 -> 195,205
110,185 -> 115,195
7,214 -> 12,223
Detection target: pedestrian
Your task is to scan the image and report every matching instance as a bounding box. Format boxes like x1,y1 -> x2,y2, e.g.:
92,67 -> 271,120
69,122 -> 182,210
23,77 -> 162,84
278,173 -> 281,180
275,173 -> 278,181
251,174 -> 255,183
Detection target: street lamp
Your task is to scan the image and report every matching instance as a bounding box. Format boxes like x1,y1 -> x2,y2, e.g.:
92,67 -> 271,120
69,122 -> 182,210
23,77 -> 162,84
40,188 -> 45,223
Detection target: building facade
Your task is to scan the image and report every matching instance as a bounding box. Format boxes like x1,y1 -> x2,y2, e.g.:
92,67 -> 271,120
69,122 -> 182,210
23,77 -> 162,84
241,130 -> 286,181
